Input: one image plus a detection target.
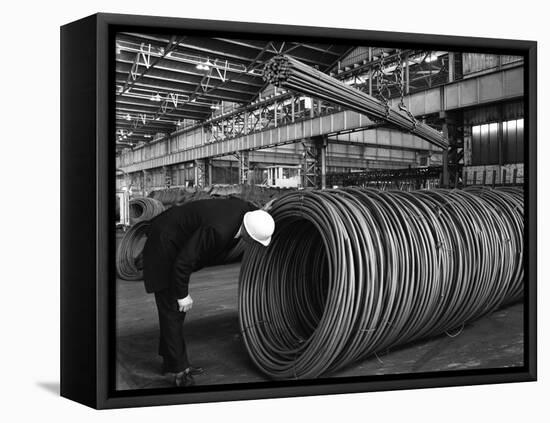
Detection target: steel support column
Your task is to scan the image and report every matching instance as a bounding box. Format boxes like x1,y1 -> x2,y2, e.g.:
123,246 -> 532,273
319,136 -> 327,189
301,136 -> 327,189
440,111 -> 464,188
448,52 -> 455,83
162,165 -> 171,188
194,159 -> 208,188
142,169 -> 148,194
238,151 -> 250,184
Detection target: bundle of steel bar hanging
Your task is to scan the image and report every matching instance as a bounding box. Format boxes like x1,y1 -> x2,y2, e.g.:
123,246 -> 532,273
238,187 -> 523,379
263,55 -> 448,150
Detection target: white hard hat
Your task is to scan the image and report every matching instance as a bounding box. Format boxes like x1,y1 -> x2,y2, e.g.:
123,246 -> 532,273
243,210 -> 275,247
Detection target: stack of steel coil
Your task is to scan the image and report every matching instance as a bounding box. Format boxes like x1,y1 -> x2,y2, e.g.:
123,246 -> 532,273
238,187 -> 524,379
263,55 -> 447,149
129,197 -> 165,225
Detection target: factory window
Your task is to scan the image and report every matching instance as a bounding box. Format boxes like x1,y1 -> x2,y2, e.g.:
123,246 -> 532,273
471,118 -> 524,165
503,118 -> 524,164
471,122 -> 499,165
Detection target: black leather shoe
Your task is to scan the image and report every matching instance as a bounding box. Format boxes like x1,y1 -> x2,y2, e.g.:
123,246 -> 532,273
187,366 -> 205,375
163,364 -> 205,375
174,369 -> 195,387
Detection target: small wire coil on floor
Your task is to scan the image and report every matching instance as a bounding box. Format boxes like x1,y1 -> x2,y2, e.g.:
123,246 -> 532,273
238,187 -> 524,380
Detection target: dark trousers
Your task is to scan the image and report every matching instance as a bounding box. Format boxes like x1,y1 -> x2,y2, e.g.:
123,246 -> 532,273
154,288 -> 190,373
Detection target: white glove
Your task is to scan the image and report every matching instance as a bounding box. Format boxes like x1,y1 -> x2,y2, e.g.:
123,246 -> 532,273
177,295 -> 193,313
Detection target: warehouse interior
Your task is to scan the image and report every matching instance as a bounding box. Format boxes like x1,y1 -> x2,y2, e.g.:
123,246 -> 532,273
114,33 -> 525,389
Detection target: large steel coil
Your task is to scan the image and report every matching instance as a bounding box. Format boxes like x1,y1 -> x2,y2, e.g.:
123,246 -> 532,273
129,197 -> 165,225
238,187 -> 524,379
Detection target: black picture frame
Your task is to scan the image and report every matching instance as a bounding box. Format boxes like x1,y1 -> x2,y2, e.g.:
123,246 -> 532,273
60,12 -> 537,409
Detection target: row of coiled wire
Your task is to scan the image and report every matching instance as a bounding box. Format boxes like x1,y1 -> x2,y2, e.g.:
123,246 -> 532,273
238,187 -> 524,379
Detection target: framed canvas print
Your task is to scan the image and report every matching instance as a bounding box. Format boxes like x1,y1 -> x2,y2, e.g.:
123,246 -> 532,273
60,13 -> 537,409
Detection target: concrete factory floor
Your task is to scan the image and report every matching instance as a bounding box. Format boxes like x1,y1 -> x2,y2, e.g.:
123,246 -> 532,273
115,261 -> 524,390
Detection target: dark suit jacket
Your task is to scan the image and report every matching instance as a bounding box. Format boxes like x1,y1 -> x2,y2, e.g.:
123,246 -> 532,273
142,197 -> 256,298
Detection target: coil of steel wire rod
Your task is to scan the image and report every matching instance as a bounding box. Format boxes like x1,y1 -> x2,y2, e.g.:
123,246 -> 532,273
263,55 -> 448,149
129,197 -> 165,225
238,187 -> 524,379
116,220 -> 150,280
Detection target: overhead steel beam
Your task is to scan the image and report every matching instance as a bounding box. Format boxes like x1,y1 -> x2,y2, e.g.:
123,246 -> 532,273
115,107 -> 209,121
118,36 -> 186,96
300,43 -> 343,56
119,33 -> 266,65
116,57 -> 264,88
115,80 -> 252,105
327,138 -> 433,153
325,46 -> 359,72
213,38 -> 279,54
116,95 -> 211,110
115,68 -> 260,97
114,79 -> 250,104
120,33 -> 335,69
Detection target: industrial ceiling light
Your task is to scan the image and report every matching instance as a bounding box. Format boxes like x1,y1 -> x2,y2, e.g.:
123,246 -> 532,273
150,92 -> 162,102
176,120 -> 182,126
425,53 -> 439,63
125,114 -> 132,121
196,58 -> 212,71
123,135 -> 127,139
210,104 -> 220,110
155,116 -> 160,121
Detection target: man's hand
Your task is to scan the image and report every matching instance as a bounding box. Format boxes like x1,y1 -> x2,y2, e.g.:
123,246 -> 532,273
177,295 -> 193,313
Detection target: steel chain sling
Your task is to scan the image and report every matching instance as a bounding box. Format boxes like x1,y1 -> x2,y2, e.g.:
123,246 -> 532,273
376,51 -> 391,119
395,50 -> 418,131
